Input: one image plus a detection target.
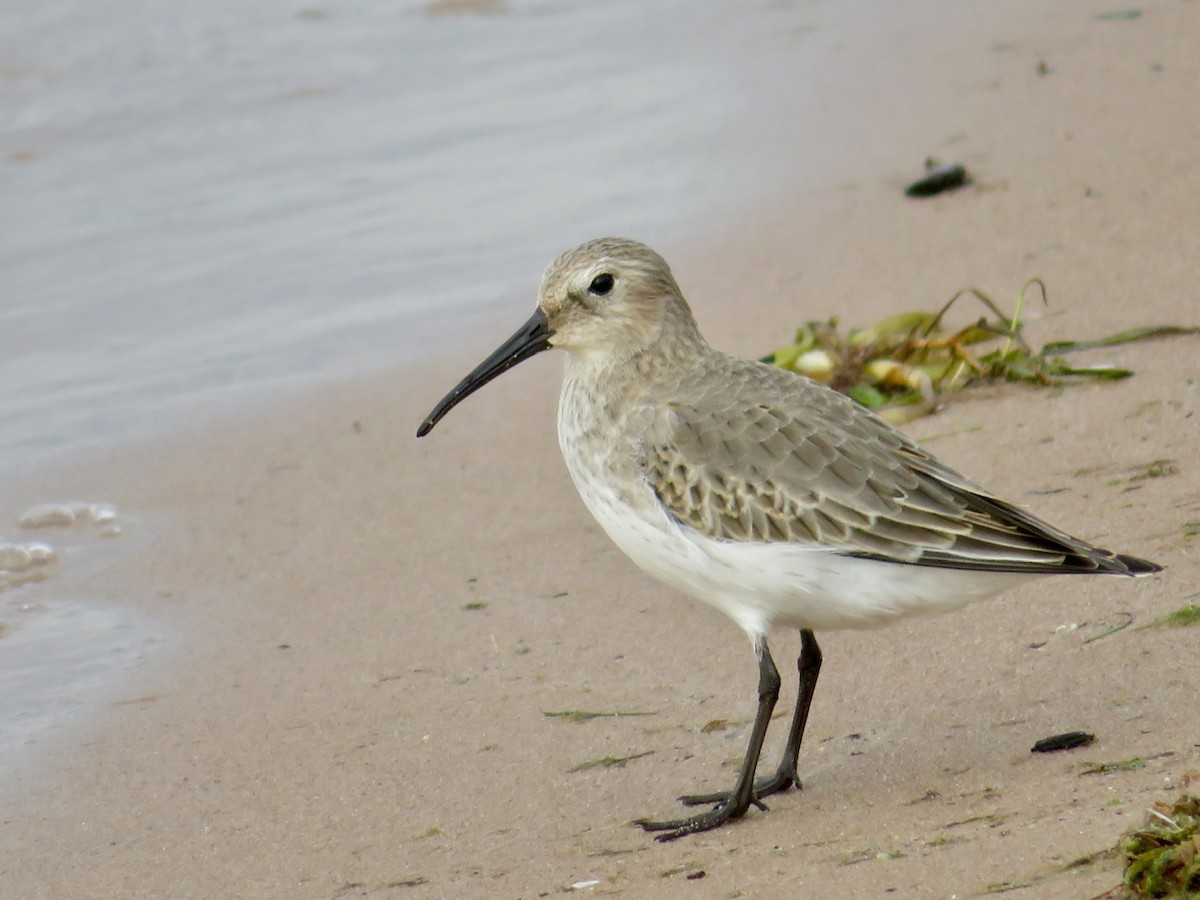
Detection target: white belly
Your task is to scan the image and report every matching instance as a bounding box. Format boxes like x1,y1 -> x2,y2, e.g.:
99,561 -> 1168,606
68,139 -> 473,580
563,448 -> 1032,640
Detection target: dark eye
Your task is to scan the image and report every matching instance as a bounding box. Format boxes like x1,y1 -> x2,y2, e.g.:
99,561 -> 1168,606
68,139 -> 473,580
588,273 -> 614,296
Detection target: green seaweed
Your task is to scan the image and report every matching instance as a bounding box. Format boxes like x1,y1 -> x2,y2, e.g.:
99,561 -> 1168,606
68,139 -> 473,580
542,709 -> 656,723
1082,758 -> 1147,775
1123,793 -> 1200,897
1082,611 -> 1134,644
1043,326 -> 1198,355
1128,459 -> 1179,482
838,846 -> 876,866
977,845 -> 1117,895
1145,605 -> 1200,629
764,281 -> 1197,424
567,750 -> 653,773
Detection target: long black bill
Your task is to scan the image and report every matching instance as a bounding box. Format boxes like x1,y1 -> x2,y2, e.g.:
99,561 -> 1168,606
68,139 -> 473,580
416,308 -> 553,437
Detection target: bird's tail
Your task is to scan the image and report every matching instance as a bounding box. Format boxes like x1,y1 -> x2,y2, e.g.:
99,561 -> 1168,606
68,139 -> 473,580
1114,553 -> 1163,576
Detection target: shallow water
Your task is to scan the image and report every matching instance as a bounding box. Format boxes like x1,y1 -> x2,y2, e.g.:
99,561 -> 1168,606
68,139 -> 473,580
0,592 -> 168,788
0,502 -> 169,787
0,0 -> 821,477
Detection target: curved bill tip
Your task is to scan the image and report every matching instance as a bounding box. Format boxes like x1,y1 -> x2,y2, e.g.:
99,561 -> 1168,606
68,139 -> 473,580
416,308 -> 552,437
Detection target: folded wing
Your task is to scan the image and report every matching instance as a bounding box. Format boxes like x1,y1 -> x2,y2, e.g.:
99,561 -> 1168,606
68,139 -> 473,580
641,356 -> 1157,576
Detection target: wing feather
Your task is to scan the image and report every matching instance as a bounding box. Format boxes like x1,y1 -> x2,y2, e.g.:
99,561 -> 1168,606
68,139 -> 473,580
640,355 -> 1148,575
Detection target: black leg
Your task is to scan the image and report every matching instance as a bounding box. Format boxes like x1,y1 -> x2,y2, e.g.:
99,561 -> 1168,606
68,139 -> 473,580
679,629 -> 822,806
765,628 -> 822,792
636,639 -> 781,841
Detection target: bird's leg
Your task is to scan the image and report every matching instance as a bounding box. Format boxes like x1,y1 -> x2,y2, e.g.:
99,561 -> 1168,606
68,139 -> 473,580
680,629 -> 822,806
761,628 -> 822,792
636,639 -> 780,841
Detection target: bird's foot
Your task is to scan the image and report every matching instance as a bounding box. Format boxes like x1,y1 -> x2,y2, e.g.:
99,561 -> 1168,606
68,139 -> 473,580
635,797 -> 752,842
677,767 -> 800,808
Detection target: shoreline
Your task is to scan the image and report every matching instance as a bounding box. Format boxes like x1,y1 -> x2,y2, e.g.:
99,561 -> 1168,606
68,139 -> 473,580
3,4 -> 1199,897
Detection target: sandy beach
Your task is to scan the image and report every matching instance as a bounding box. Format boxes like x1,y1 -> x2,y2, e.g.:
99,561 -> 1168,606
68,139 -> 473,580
3,2 -> 1199,898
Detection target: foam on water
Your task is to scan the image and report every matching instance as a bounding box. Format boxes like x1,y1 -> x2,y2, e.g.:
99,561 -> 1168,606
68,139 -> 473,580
0,503 -> 167,788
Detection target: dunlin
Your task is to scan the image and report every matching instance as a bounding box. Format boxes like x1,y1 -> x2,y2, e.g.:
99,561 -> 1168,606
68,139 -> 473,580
417,237 -> 1160,841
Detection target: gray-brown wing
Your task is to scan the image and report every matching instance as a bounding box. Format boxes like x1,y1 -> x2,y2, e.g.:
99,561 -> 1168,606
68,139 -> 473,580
641,356 -> 1146,574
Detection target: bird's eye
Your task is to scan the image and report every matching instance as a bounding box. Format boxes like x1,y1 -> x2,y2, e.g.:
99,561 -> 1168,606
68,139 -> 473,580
588,273 -> 615,296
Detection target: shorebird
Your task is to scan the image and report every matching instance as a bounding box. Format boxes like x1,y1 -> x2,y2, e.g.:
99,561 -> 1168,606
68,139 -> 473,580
416,237 -> 1161,841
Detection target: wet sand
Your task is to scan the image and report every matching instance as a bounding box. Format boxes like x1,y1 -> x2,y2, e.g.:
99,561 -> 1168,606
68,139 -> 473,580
3,4 -> 1199,898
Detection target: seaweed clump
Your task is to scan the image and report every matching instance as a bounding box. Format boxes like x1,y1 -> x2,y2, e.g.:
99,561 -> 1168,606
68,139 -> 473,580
1122,793 -> 1200,898
764,280 -> 1198,424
